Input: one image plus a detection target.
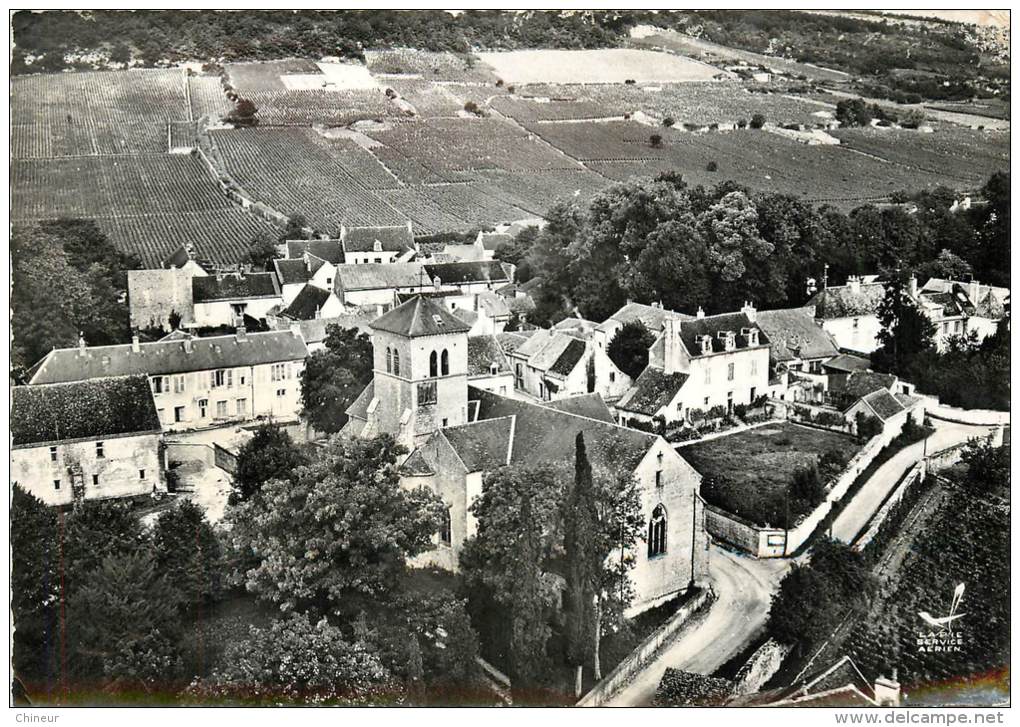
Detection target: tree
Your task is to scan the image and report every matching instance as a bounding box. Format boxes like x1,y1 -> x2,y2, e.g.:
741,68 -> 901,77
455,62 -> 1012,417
960,437 -> 1009,495
789,463 -> 823,514
108,41 -> 131,65
563,433 -> 599,692
11,486 -> 58,683
241,229 -> 279,271
749,113 -> 766,129
649,133 -> 662,148
67,551 -> 183,694
835,98 -> 872,127
855,412 -> 883,440
299,325 -> 374,434
914,248 -> 972,282
281,213 -> 309,242
61,499 -> 149,594
607,321 -> 656,379
623,216 -> 710,312
225,97 -> 258,126
151,500 -> 223,607
872,272 -> 936,377
231,422 -> 307,502
192,613 -> 393,705
225,434 -> 444,616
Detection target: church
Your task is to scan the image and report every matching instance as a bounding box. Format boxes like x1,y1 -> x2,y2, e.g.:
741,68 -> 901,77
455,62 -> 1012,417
344,295 -> 709,612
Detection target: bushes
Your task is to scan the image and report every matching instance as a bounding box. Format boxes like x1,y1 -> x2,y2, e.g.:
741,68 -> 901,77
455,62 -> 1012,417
855,412 -> 883,440
706,160 -> 718,172
749,113 -> 766,129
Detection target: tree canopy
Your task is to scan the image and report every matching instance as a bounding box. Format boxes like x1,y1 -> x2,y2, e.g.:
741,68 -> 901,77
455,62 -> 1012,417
607,321 -> 657,380
300,325 -> 374,434
231,422 -> 308,502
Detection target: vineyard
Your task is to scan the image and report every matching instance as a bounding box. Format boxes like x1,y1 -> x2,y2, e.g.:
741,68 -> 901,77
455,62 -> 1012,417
365,49 -> 498,83
844,489 -> 1009,699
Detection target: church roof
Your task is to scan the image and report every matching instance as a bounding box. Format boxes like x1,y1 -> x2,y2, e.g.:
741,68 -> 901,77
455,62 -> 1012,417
370,295 -> 471,337
442,417 -> 514,472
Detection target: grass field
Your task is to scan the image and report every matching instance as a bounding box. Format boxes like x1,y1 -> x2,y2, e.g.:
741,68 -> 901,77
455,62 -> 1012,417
478,48 -> 725,84
682,422 -> 861,526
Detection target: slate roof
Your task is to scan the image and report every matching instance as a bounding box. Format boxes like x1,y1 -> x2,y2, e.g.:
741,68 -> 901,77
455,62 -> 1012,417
835,370 -> 897,400
346,380 -> 375,422
468,386 -> 658,473
289,313 -> 375,346
281,284 -> 333,321
29,331 -> 308,385
162,243 -> 215,272
616,367 -> 690,416
467,335 -> 511,377
424,261 -> 511,286
12,375 -> 162,447
806,282 -> 887,319
495,331 -> 535,355
919,287 -> 973,318
513,331 -> 588,378
756,307 -> 839,362
274,258 -> 311,286
597,302 -> 693,333
731,656 -> 878,708
860,389 -> 906,421
287,239 -> 344,264
677,312 -> 769,357
822,353 -> 871,374
193,273 -> 280,303
399,449 -> 435,476
335,263 -> 425,291
549,337 -> 587,377
442,417 -> 514,472
922,278 -> 1010,317
452,309 -> 479,328
543,393 -> 615,423
342,225 -> 414,253
370,295 -> 471,337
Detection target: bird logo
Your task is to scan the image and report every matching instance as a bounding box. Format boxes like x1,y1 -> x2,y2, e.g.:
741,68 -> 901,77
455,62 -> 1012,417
918,583 -> 966,632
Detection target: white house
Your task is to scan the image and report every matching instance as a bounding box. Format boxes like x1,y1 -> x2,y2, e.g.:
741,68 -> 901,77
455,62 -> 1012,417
340,223 -> 417,265
28,329 -> 309,431
12,375 -> 165,507
805,276 -> 887,354
593,301 -> 695,352
278,284 -> 345,321
191,272 -> 283,328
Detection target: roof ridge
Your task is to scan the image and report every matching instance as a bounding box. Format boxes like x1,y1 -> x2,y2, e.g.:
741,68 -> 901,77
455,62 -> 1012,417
17,372 -> 146,389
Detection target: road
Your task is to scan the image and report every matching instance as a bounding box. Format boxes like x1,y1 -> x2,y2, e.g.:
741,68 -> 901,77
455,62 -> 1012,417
606,544 -> 789,706
830,419 -> 996,543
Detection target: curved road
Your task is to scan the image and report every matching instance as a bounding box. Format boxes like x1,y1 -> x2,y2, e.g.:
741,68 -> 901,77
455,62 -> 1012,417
830,420 -> 997,543
606,544 -> 789,706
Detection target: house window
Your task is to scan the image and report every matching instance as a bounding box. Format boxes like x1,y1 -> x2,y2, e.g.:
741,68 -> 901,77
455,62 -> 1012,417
326,278 -> 333,287
49,446 -> 58,462
174,375 -> 186,393
655,470 -> 663,488
439,507 -> 452,545
152,376 -> 169,394
751,359 -> 758,376
750,387 -> 756,402
174,406 -> 185,423
386,346 -> 392,373
139,469 -> 146,480
705,366 -> 711,384
92,474 -> 100,487
374,258 -> 382,264
212,370 -> 226,388
648,505 -> 667,558
852,318 -> 859,329
417,381 -> 438,406
216,400 -> 228,417
96,441 -> 105,458
442,418 -> 448,427
610,372 -> 616,383
441,349 -> 450,376
393,349 -> 400,376
198,399 -> 208,417
236,398 -> 247,416
727,362 -> 735,381
703,397 -> 709,407
276,388 -> 286,397
430,351 -> 438,378
53,479 -> 60,490
515,363 -> 524,389
955,320 -> 962,333
271,363 -> 290,382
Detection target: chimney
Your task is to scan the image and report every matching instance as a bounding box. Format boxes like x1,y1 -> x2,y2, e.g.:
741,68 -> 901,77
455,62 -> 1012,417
131,333 -> 140,353
78,332 -> 86,356
696,306 -> 705,319
848,275 -> 861,295
236,325 -> 247,343
406,220 -> 413,234
969,278 -> 980,303
741,300 -> 756,323
873,670 -> 901,707
183,336 -> 193,354
908,274 -> 918,299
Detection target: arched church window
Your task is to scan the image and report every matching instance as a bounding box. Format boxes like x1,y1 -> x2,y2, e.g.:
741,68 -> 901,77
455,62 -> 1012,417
439,506 -> 452,545
393,349 -> 401,376
386,346 -> 392,373
648,505 -> 667,558
441,349 -> 450,376
430,350 -> 438,378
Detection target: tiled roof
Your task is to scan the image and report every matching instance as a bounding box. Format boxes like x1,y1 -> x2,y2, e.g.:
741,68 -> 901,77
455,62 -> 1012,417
12,375 -> 162,447
476,291 -> 511,319
677,312 -> 769,357
543,393 -> 615,423
452,308 -> 480,328
287,239 -> 344,264
30,331 -> 308,385
288,313 -> 375,345
281,284 -> 333,321
597,302 -> 693,332
919,287 -> 972,318
423,261 -> 511,286
370,295 -> 471,337
922,278 -> 1010,318
342,224 -> 414,253
274,258 -> 311,286
861,388 -> 905,421
467,335 -> 511,376
807,283 -> 887,319
441,243 -> 486,262
192,273 -> 280,303
442,417 -> 514,472
515,331 -> 588,377
346,380 -> 375,422
836,370 -> 897,400
335,263 -> 425,291
399,449 -> 435,476
495,331 -> 534,355
822,353 -> 871,373
756,307 -> 839,362
616,367 -> 690,416
549,337 -> 587,377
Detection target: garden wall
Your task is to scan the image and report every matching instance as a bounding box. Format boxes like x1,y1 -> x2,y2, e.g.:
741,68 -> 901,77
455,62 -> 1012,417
576,587 -> 715,707
704,504 -> 785,558
927,402 -> 1010,426
852,461 -> 923,551
731,638 -> 792,696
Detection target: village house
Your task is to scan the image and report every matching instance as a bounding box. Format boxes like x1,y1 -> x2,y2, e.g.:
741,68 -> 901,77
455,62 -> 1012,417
191,271 -> 283,328
28,329 -> 308,431
273,312 -> 375,353
593,301 -> 694,351
11,375 -> 165,507
335,260 -> 514,309
754,306 -> 841,403
273,258 -> 314,306
284,239 -> 344,291
916,276 -> 1010,349
128,266 -> 196,331
277,283 -> 345,321
340,222 -> 417,265
343,295 -> 709,613
615,304 -> 771,425
805,276 -> 887,354
465,335 -> 515,395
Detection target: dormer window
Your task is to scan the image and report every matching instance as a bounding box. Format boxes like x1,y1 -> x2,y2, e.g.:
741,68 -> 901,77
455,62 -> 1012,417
743,327 -> 759,346
717,331 -> 736,351
373,239 -> 382,252
433,314 -> 444,327
699,335 -> 712,355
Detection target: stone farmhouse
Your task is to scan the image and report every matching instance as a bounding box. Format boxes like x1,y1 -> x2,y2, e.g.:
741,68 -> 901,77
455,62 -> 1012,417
335,260 -> 513,308
917,277 -> 1009,347
593,301 -> 694,352
343,295 -> 709,613
806,276 -> 887,354
340,222 -> 417,265
11,375 -> 164,507
28,329 -> 308,432
191,272 -> 282,328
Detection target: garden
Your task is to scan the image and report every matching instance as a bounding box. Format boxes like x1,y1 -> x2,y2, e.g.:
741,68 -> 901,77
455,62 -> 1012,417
681,422 -> 863,528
